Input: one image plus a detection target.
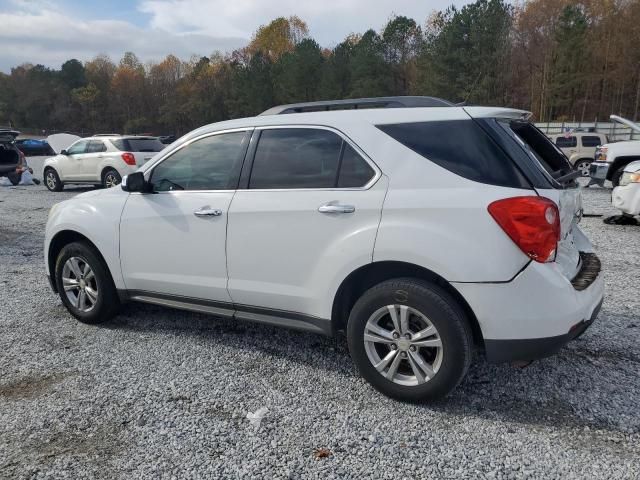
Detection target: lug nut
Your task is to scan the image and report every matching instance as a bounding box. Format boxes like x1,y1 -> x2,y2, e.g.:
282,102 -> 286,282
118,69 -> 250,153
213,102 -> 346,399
401,352 -> 407,358
392,332 -> 400,339
404,333 -> 412,340
390,344 -> 397,350
409,346 -> 416,352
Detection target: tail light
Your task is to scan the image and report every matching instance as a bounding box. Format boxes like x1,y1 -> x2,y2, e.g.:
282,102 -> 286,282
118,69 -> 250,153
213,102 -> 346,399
488,196 -> 561,263
121,152 -> 136,166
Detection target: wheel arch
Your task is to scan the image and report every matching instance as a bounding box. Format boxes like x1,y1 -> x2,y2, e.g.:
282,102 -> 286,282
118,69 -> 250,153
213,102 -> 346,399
607,156 -> 640,180
48,230 -> 112,293
331,260 -> 484,348
100,166 -> 120,182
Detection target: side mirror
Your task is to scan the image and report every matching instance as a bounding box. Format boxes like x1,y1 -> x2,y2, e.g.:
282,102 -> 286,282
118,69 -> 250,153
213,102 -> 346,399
121,171 -> 150,193
60,149 -> 68,155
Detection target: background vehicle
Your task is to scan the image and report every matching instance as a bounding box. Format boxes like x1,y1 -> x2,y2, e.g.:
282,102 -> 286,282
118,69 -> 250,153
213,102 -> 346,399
44,97 -> 603,402
159,135 -> 176,145
590,115 -> 640,187
548,131 -> 608,177
14,138 -> 56,156
42,135 -> 165,191
611,160 -> 640,216
0,128 -> 25,185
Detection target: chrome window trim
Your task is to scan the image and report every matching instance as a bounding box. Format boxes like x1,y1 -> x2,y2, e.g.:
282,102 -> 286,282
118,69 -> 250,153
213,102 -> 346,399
245,124 -> 381,192
137,124 -> 381,193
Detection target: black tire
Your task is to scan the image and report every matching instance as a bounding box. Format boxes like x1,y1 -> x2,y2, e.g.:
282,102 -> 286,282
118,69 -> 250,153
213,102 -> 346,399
347,278 -> 472,402
44,168 -> 63,192
54,241 -> 120,324
611,166 -> 625,187
102,169 -> 121,188
7,171 -> 21,185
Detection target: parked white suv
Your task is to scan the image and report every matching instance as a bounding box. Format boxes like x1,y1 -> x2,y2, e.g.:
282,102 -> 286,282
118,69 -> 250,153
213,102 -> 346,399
43,135 -> 165,191
44,97 -> 604,401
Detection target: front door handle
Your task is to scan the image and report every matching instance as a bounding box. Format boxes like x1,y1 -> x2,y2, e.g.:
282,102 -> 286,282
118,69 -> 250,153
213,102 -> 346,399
318,203 -> 355,214
194,207 -> 222,217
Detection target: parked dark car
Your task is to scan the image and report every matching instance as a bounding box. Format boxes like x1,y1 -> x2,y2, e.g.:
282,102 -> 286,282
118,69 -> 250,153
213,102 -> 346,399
15,138 -> 56,156
0,128 -> 24,185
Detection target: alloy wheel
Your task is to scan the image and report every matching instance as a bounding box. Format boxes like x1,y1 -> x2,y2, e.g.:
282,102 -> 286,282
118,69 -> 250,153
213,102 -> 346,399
61,256 -> 98,312
576,161 -> 591,177
105,173 -> 119,188
363,305 -> 443,386
46,171 -> 57,190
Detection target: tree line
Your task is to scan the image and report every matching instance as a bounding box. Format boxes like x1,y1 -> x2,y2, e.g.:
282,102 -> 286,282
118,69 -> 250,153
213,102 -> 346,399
0,0 -> 639,136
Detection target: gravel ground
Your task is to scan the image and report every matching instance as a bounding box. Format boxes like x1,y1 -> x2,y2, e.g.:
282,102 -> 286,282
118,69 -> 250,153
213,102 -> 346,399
1,176 -> 639,479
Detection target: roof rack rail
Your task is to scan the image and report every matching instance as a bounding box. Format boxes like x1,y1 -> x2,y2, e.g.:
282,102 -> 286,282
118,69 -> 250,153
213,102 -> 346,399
259,96 -> 455,116
93,133 -> 121,137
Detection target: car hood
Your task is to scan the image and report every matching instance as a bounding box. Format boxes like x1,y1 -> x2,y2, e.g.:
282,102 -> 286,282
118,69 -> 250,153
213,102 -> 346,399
624,160 -> 640,173
74,185 -> 126,200
610,115 -> 640,133
47,133 -> 81,153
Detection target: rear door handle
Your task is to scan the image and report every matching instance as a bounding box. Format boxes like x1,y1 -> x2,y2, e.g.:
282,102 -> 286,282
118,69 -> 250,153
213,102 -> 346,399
318,203 -> 355,214
194,207 -> 223,217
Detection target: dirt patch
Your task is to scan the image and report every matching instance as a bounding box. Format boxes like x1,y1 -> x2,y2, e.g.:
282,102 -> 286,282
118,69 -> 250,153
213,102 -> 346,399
0,373 -> 68,400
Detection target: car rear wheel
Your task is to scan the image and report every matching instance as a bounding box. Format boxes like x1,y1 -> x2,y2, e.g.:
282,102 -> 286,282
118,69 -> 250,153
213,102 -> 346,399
55,241 -> 120,324
574,159 -> 592,177
44,168 -> 63,192
347,278 -> 472,402
102,169 -> 121,188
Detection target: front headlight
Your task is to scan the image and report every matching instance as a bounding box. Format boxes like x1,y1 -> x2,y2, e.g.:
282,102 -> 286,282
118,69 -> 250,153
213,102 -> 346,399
618,172 -> 640,187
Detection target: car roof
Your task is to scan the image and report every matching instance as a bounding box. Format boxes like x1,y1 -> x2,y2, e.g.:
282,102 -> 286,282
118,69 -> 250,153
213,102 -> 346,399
180,106 -> 530,143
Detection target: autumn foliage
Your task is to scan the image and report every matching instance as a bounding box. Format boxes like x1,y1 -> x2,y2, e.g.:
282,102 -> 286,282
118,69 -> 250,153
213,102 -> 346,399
0,1 -> 639,135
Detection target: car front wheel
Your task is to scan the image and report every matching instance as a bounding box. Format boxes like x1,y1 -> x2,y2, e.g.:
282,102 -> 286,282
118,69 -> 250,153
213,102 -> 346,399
55,241 -> 120,324
347,278 -> 472,402
44,168 -> 63,192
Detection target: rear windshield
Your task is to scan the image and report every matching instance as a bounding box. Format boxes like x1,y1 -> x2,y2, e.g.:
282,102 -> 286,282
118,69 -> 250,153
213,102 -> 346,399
111,137 -> 164,152
376,120 -> 528,188
499,121 -> 574,187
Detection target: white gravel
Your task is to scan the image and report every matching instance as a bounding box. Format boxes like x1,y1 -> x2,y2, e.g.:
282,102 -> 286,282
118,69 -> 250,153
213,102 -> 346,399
1,176 -> 639,479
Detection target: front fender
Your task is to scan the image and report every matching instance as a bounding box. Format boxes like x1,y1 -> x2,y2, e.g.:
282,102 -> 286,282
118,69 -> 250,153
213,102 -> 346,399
45,189 -> 129,289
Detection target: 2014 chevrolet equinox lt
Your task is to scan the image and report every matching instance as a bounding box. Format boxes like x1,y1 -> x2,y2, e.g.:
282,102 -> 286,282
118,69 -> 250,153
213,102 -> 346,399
44,97 -> 604,401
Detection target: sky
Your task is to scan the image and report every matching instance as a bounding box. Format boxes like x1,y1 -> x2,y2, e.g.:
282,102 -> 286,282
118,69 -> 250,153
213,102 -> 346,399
0,0 -> 469,72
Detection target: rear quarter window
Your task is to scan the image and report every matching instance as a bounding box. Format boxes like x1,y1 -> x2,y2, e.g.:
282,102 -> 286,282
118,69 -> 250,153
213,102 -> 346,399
376,120 -> 528,188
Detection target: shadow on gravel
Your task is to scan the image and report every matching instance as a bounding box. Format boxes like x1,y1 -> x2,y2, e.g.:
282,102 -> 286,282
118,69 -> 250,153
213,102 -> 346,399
100,303 -> 637,435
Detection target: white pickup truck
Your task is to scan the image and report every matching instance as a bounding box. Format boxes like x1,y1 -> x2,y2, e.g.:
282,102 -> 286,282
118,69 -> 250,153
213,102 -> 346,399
590,115 -> 640,187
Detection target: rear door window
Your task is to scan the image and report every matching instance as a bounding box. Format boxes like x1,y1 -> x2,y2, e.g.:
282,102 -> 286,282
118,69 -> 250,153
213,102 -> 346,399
581,136 -> 603,147
248,128 -> 375,189
126,138 -> 165,152
249,129 -> 342,189
87,140 -> 107,153
377,120 -> 528,188
555,136 -> 577,148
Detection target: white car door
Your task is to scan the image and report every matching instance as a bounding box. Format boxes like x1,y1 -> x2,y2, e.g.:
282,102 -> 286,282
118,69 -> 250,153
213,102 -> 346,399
119,130 -> 251,305
61,139 -> 91,180
226,127 -> 387,323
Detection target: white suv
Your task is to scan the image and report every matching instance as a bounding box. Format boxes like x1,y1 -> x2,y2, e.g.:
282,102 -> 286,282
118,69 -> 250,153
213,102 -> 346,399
43,135 -> 165,191
44,97 -> 604,401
